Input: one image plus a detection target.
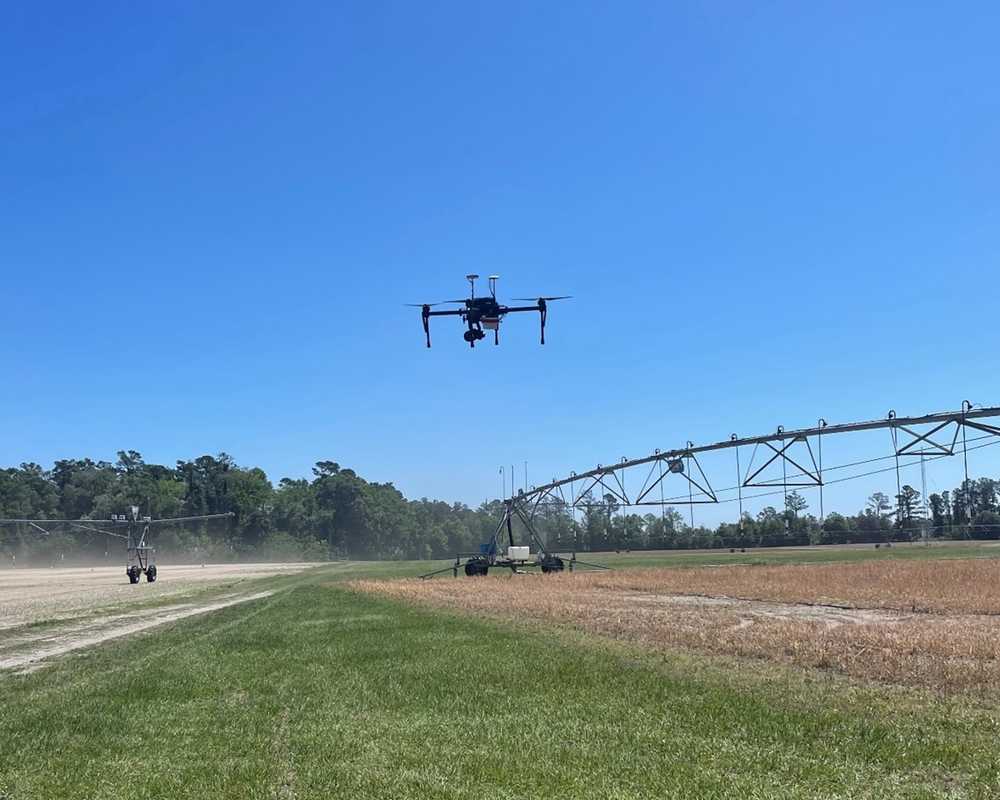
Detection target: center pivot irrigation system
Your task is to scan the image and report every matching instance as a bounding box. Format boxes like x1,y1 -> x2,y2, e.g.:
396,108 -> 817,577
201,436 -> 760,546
0,510 -> 234,583
424,402 -> 1000,578
420,496 -> 610,579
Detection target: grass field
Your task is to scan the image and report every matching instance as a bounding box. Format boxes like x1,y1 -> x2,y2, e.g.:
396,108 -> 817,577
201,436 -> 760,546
358,558 -> 1000,691
567,539 -> 1000,570
2,546 -> 1000,798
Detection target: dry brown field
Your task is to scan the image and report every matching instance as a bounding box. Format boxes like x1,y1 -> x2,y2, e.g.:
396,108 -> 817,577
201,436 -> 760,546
352,558 -> 1000,691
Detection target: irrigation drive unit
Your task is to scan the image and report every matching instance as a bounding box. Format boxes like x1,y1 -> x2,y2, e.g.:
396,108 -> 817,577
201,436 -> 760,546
0,510 -> 235,583
420,498 -> 608,578
119,506 -> 155,583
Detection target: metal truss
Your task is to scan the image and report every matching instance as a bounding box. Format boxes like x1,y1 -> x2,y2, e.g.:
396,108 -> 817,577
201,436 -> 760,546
572,465 -> 631,506
0,512 -> 234,533
742,433 -> 822,488
512,403 -> 1000,517
888,411 -> 962,457
633,451 -> 718,506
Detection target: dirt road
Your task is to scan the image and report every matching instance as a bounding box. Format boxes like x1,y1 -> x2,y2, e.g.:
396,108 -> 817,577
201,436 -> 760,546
0,562 -> 315,630
0,563 -> 316,672
0,591 -> 275,672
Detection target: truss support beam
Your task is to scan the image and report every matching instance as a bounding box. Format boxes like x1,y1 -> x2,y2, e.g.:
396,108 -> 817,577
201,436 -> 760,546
961,419 -> 1000,438
572,469 -> 630,506
633,452 -> 718,505
743,435 -> 822,488
891,420 -> 960,457
510,404 -> 1000,507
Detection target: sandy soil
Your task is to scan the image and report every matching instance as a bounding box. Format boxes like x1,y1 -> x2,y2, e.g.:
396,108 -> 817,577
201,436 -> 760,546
617,592 -> 910,628
0,563 -> 316,630
0,591 -> 274,673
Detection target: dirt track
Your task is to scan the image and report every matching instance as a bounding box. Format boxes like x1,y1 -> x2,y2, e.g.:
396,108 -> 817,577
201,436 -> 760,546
0,563 -> 316,630
0,563 -> 316,673
0,591 -> 275,673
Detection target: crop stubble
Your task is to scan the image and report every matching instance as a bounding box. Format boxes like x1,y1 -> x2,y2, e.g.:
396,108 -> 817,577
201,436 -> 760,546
352,559 -> 1000,690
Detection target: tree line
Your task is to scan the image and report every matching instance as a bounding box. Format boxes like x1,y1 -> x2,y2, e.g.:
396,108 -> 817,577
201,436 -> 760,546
539,478 -> 1000,552
2,451 -> 998,564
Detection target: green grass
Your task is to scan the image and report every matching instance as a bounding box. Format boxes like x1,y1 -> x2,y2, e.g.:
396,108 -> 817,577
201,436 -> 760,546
2,565 -> 999,799
344,539 -> 1000,579
590,540 -> 1000,570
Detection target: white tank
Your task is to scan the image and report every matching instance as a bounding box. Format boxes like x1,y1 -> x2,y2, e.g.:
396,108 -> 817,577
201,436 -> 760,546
507,546 -> 530,561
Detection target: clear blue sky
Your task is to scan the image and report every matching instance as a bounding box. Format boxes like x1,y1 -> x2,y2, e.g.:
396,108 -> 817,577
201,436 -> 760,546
3,2 -> 998,523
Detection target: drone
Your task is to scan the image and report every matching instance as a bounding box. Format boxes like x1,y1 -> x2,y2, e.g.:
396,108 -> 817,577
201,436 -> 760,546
408,274 -> 570,348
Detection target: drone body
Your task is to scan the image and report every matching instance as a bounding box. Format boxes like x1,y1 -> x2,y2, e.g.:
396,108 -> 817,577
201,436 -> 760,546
408,275 -> 570,348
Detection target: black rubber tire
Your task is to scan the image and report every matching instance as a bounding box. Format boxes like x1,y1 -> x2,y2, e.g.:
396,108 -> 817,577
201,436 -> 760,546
146,565 -> 157,583
464,560 -> 488,577
541,556 -> 565,574
127,566 -> 140,584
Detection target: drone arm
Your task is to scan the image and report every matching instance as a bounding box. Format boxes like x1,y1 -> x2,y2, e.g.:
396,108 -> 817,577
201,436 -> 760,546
498,303 -> 547,344
419,307 -> 464,348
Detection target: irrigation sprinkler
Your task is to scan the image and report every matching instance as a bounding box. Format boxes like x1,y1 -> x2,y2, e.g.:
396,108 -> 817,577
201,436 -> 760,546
0,511 -> 235,583
419,496 -> 610,579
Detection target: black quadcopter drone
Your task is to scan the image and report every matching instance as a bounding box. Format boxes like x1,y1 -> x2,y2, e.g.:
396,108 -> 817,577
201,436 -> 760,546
408,274 -> 570,348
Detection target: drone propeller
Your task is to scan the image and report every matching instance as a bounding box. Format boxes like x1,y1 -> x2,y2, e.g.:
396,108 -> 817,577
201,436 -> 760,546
404,302 -> 450,307
511,296 -> 572,301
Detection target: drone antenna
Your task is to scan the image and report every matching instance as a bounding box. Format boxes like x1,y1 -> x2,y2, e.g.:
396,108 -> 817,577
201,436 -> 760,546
488,274 -> 499,299
466,273 -> 479,300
